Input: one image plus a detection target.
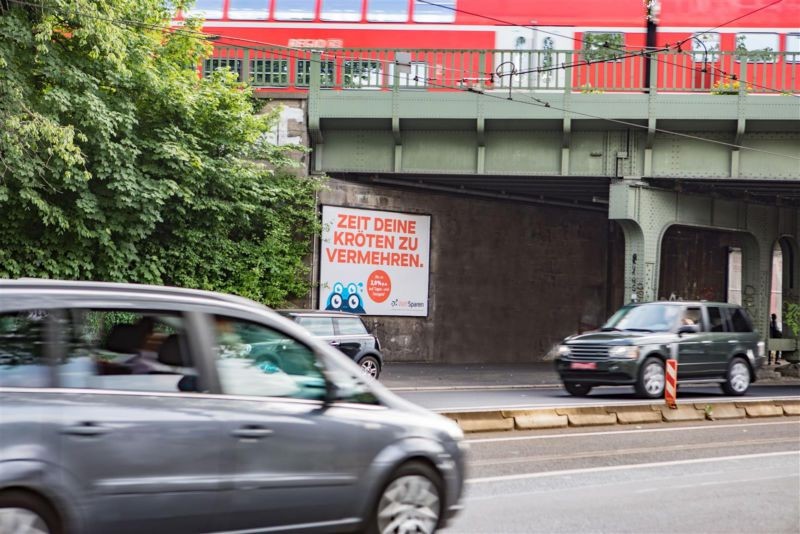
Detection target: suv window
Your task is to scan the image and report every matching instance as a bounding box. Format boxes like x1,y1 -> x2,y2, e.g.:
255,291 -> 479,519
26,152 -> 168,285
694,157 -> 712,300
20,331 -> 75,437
334,317 -> 368,335
707,306 -> 727,332
295,316 -> 335,336
681,307 -> 705,331
0,311 -> 52,388
213,316 -> 327,400
728,307 -> 754,333
59,310 -> 198,393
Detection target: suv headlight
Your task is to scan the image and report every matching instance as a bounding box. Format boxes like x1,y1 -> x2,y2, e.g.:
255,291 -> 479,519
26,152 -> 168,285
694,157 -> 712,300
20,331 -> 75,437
557,345 -> 571,357
609,346 -> 640,359
757,341 -> 765,358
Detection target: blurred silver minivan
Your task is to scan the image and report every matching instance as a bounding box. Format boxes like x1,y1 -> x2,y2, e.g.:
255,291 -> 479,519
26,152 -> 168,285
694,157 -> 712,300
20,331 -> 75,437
0,280 -> 464,534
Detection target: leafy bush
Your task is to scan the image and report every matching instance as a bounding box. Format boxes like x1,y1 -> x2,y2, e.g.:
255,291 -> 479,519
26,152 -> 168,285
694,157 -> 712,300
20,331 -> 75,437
0,0 -> 322,306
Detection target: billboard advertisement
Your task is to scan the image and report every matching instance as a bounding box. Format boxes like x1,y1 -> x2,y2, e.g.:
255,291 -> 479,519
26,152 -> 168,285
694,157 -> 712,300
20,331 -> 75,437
319,206 -> 431,317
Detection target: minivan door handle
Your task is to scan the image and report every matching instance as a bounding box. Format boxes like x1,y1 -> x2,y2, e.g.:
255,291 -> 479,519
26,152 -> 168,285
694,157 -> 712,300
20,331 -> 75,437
329,341 -> 340,346
61,423 -> 111,437
232,426 -> 274,440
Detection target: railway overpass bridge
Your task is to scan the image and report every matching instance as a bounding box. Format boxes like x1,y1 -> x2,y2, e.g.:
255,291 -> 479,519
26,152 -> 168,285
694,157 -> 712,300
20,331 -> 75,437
209,47 -> 800,360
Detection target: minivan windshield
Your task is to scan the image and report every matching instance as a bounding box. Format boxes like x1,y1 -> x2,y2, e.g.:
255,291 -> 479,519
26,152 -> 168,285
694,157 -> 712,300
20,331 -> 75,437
602,303 -> 681,333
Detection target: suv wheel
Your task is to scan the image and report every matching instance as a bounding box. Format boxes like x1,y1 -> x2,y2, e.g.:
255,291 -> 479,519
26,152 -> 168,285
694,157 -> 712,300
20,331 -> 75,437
635,357 -> 665,399
563,382 -> 592,396
721,357 -> 751,396
0,491 -> 61,534
359,356 -> 381,379
369,461 -> 443,534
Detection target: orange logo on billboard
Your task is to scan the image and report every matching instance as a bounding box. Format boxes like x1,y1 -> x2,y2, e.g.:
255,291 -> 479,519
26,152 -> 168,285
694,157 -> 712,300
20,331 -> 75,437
367,270 -> 392,303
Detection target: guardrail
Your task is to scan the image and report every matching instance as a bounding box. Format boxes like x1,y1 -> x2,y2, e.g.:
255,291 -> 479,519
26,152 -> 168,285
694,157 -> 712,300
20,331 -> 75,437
202,47 -> 800,94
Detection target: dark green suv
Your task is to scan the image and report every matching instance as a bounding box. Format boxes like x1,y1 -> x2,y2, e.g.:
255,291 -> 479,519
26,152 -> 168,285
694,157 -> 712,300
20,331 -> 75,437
555,301 -> 766,398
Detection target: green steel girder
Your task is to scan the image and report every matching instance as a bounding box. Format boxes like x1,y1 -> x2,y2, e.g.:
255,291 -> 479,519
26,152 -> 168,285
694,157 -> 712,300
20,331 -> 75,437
610,179 -> 800,336
310,89 -> 800,184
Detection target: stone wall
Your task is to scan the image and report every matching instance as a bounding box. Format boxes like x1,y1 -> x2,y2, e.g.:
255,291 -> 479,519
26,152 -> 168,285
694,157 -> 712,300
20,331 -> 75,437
318,178 -> 622,363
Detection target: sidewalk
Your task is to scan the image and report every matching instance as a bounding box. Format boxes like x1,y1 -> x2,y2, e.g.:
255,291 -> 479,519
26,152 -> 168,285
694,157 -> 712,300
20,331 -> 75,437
381,361 -> 800,390
381,362 -> 560,390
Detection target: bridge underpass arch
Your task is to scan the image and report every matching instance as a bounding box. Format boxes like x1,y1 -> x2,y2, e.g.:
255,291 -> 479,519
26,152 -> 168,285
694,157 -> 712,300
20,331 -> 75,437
771,236 -> 800,338
610,179 -> 800,338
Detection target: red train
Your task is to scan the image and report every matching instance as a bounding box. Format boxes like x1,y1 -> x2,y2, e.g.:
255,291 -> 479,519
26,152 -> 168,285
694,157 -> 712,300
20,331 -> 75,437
183,0 -> 800,93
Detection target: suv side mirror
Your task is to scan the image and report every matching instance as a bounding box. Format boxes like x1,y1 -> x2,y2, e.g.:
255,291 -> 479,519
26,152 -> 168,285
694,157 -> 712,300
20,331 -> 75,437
678,324 -> 700,335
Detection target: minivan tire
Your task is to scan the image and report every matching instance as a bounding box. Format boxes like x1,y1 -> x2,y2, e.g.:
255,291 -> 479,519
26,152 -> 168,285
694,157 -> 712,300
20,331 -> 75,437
0,490 -> 62,534
635,357 -> 666,399
367,461 -> 444,534
563,382 -> 592,396
721,357 -> 751,396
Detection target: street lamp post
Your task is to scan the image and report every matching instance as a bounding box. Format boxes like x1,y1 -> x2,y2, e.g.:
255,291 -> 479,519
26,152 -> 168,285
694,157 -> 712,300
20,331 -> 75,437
644,0 -> 660,92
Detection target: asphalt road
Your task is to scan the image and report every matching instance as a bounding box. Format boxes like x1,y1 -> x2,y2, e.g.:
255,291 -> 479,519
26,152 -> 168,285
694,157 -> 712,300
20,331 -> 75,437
398,384 -> 800,412
444,418 -> 800,533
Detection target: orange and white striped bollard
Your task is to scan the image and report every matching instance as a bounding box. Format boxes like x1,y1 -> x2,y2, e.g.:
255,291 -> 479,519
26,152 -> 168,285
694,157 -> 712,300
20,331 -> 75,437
665,359 -> 678,409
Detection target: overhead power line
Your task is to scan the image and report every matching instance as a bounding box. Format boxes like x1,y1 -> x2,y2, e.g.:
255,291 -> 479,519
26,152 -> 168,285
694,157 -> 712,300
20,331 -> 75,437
7,0 -> 799,160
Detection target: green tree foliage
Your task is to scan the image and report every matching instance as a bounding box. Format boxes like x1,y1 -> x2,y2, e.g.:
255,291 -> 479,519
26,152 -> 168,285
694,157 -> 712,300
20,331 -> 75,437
0,0 -> 322,305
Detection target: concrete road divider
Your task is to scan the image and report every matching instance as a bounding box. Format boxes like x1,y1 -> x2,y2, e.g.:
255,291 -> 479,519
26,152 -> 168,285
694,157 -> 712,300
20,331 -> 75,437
554,407 -> 617,427
783,401 -> 800,416
660,404 -> 705,422
738,402 -> 784,418
444,411 -> 514,432
607,405 -> 663,424
506,410 -> 568,430
694,403 -> 746,420
443,398 -> 800,432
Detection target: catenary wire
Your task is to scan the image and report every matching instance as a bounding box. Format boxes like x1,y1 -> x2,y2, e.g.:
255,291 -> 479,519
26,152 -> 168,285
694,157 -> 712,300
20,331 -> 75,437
7,0 -> 799,159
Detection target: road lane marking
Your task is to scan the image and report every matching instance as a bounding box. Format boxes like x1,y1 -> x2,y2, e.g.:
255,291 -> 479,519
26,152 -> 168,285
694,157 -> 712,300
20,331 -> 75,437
469,436 -> 800,466
467,450 -> 800,484
633,474 -> 798,494
466,420 -> 800,444
465,471 -> 796,502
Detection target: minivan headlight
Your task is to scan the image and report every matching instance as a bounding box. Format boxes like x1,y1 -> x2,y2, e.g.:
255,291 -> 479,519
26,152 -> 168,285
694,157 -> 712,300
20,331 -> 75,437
609,346 -> 640,359
557,345 -> 571,357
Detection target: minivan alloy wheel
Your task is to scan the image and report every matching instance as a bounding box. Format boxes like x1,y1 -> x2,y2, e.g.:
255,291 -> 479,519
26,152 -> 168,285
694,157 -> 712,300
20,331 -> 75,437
377,475 -> 440,534
0,508 -> 50,534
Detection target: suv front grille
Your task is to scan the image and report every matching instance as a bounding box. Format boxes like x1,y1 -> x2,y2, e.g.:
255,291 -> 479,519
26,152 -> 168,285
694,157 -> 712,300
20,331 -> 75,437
568,344 -> 610,360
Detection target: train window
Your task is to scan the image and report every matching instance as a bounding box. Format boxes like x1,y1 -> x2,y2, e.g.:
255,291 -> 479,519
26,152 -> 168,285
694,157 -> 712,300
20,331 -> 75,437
367,0 -> 409,22
691,32 -> 720,62
787,34 -> 800,63
321,0 -> 362,21
295,60 -> 336,87
185,0 -> 223,19
228,0 -> 269,19
203,59 -> 242,81
735,32 -> 779,63
389,61 -> 428,87
274,0 -> 315,20
582,32 -> 625,62
413,0 -> 455,22
344,60 -> 384,87
251,59 -> 289,86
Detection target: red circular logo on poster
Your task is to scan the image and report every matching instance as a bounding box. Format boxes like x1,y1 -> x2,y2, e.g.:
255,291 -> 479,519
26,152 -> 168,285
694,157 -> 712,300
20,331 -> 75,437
367,270 -> 392,303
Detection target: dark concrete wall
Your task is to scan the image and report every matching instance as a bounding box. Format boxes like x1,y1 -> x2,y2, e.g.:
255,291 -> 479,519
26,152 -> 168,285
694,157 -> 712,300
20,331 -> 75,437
659,225 -> 743,302
318,178 -> 622,363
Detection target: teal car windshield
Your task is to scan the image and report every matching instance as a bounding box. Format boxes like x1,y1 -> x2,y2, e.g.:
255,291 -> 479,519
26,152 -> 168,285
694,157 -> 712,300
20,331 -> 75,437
602,303 -> 681,332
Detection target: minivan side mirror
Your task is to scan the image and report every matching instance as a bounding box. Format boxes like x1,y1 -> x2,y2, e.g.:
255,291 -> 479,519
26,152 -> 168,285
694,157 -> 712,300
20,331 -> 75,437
677,324 -> 700,336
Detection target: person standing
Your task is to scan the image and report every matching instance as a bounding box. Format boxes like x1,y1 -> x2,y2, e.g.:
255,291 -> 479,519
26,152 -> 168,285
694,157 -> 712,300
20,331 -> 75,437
769,313 -> 782,364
